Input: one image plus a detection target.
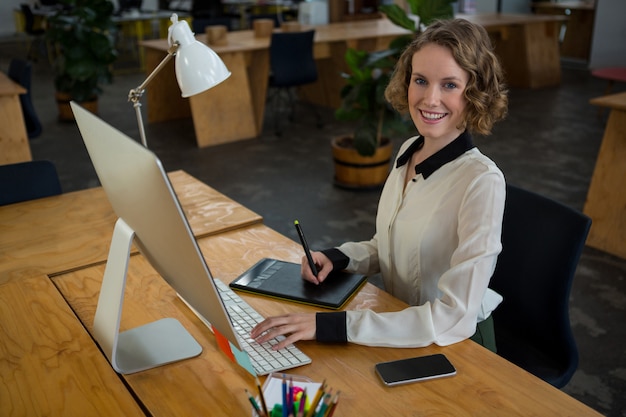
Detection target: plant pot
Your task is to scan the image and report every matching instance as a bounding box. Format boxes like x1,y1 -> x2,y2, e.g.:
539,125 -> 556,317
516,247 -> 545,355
55,92 -> 98,122
331,136 -> 393,189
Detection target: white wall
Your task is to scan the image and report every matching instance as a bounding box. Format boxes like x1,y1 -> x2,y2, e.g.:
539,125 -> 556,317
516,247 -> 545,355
589,0 -> 626,69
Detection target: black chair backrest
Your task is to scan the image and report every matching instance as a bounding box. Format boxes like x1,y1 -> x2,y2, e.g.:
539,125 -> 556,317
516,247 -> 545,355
192,0 -> 224,18
8,59 -> 42,139
269,30 -> 317,87
20,4 -> 37,34
0,160 -> 62,206
490,184 -> 591,387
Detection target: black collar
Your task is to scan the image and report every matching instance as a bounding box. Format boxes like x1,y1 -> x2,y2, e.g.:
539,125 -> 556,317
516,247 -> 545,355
396,131 -> 475,179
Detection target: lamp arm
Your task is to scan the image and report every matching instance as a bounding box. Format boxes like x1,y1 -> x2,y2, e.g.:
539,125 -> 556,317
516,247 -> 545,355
128,42 -> 180,147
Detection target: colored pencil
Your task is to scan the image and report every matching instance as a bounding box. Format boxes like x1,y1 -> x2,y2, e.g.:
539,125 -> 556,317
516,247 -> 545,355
256,376 -> 269,417
245,388 -> 265,417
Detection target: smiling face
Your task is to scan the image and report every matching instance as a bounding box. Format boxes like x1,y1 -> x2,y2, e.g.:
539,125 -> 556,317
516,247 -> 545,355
408,43 -> 469,147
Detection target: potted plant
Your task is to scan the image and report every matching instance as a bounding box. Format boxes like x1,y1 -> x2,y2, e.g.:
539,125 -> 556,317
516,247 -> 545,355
46,0 -> 118,121
331,0 -> 455,188
332,47 -> 411,189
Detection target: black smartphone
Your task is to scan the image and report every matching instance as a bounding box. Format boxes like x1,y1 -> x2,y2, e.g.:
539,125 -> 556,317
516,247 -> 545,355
375,354 -> 457,386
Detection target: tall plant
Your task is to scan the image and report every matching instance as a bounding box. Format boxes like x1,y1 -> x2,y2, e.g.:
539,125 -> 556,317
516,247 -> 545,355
46,0 -> 118,103
334,0 -> 455,156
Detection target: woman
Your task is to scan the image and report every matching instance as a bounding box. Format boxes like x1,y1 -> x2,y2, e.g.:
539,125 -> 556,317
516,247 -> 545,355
251,18 -> 509,352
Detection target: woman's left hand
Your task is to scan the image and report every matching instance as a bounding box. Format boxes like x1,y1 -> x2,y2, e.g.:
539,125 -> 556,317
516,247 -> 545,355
250,313 -> 316,350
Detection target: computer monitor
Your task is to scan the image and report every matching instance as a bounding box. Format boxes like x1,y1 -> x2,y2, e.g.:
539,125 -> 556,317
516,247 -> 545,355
70,102 -> 244,374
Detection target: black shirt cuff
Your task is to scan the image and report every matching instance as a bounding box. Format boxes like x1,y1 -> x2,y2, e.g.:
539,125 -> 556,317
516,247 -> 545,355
320,248 -> 349,271
316,311 -> 347,343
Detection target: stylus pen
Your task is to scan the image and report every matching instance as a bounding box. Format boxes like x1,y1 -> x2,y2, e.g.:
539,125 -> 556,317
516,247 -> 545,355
294,220 -> 318,277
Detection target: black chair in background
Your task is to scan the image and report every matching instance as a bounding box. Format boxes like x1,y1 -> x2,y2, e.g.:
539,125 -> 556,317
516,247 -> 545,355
191,17 -> 233,33
20,4 -> 47,62
267,30 -> 322,136
191,0 -> 238,31
0,160 -> 62,206
192,0 -> 225,17
489,184 -> 591,388
8,58 -> 43,140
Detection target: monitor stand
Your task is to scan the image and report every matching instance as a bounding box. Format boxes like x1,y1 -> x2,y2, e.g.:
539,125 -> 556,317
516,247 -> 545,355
92,218 -> 202,374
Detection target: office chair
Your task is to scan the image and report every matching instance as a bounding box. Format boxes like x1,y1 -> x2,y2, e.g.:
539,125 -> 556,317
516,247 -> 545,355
191,0 -> 239,31
489,184 -> 591,388
8,58 -> 43,139
268,30 -> 322,136
0,160 -> 62,206
20,4 -> 47,62
192,17 -> 233,33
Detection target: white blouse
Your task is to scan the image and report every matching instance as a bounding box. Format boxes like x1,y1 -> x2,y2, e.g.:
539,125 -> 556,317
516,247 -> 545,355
337,136 -> 505,347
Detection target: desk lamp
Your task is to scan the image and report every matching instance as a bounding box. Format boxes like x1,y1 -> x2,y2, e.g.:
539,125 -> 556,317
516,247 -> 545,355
128,14 -> 231,147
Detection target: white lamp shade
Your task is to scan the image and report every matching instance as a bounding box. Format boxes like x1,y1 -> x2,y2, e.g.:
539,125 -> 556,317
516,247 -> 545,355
168,15 -> 231,98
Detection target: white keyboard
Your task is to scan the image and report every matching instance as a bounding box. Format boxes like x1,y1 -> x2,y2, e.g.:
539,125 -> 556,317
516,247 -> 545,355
214,280 -> 312,375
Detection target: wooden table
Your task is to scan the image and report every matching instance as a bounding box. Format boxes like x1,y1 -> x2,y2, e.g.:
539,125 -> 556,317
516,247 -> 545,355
458,13 -> 566,89
532,1 -> 596,61
0,171 -> 603,416
0,171 -> 260,416
0,72 -> 32,165
585,92 -> 626,259
0,170 -> 261,285
141,14 -> 564,148
140,18 -> 409,147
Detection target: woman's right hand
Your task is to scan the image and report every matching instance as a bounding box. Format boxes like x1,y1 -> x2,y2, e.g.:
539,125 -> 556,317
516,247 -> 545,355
301,251 -> 333,285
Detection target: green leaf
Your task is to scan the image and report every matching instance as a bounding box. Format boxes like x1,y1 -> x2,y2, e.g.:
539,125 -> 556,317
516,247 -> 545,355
338,0 -> 454,156
46,0 -> 116,100
414,0 -> 455,26
378,4 -> 417,31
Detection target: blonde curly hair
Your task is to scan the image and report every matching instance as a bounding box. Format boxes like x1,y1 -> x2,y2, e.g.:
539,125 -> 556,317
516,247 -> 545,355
385,18 -> 508,136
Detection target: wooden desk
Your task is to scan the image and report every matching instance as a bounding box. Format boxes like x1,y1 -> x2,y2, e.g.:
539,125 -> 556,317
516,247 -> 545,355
0,171 -> 259,416
140,18 -> 409,147
0,72 -> 32,165
532,1 -> 596,61
141,14 -> 563,147
585,92 -> 626,259
52,222 -> 602,416
0,275 -> 145,416
458,13 -> 566,89
0,170 -> 261,284
0,171 -> 602,416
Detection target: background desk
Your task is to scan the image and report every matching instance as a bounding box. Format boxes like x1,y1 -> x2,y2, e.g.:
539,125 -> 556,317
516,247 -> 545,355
585,92 -> 626,259
0,72 -> 32,165
141,14 -> 564,148
459,13 -> 566,89
532,1 -> 596,61
140,18 -> 409,147
0,171 -> 602,416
